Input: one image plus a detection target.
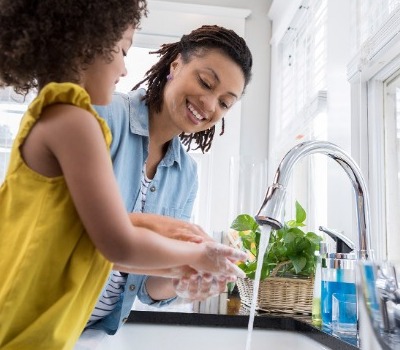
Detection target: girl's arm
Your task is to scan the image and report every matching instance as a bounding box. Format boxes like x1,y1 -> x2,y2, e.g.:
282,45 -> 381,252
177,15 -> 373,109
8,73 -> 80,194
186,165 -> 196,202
28,104 -> 246,276
129,213 -> 212,243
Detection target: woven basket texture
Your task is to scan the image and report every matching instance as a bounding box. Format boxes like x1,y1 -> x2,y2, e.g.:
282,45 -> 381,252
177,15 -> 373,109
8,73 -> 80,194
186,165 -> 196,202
236,275 -> 314,315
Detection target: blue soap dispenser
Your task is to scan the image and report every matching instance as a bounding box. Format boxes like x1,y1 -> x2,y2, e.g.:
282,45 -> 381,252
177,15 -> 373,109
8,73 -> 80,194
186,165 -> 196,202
319,226 -> 357,328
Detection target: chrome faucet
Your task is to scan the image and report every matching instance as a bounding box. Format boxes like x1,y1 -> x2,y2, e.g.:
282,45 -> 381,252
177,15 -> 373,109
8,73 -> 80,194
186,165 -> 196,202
255,140 -> 373,260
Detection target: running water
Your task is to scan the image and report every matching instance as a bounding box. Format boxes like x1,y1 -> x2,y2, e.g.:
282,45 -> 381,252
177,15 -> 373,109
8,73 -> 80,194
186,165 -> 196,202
245,225 -> 272,350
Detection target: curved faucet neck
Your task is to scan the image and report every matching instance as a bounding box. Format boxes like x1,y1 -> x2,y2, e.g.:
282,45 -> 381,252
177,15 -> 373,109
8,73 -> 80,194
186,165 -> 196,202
257,140 -> 372,260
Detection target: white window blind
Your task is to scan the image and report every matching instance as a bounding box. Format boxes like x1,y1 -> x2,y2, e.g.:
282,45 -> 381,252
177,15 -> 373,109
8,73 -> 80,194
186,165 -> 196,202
277,0 -> 327,142
348,0 -> 400,80
268,0 -> 329,231
351,0 -> 400,54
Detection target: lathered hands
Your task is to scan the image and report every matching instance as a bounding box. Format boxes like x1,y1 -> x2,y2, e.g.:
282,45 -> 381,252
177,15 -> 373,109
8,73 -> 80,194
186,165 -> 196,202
173,242 -> 245,301
173,273 -> 236,301
191,241 -> 246,278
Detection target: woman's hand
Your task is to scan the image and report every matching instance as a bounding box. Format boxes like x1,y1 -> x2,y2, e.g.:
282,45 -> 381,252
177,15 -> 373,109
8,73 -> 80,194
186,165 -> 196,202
129,213 -> 212,243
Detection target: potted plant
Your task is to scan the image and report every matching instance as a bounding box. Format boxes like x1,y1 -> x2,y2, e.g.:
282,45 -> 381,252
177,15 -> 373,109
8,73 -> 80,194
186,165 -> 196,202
229,200 -> 322,314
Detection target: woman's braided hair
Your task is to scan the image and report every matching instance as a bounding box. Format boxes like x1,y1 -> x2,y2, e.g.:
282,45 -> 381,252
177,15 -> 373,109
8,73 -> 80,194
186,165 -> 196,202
133,25 -> 253,153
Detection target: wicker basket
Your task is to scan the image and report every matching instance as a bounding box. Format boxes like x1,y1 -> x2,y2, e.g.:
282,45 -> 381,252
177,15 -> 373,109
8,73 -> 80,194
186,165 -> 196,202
236,262 -> 314,315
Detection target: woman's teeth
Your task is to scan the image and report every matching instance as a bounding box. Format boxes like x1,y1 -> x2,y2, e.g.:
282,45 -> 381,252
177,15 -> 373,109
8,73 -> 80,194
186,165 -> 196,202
188,103 -> 204,121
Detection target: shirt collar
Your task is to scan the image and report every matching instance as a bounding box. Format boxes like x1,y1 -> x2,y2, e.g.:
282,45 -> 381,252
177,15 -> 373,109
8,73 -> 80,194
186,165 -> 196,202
128,88 -> 149,137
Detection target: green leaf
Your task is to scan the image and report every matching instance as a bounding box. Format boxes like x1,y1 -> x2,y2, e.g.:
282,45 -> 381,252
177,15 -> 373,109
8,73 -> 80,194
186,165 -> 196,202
295,200 -> 306,224
230,214 -> 259,232
294,237 -> 311,253
286,219 -> 305,228
239,230 -> 255,252
306,231 -> 323,245
260,265 -> 270,280
227,281 -> 236,293
289,255 -> 307,273
287,227 -> 305,237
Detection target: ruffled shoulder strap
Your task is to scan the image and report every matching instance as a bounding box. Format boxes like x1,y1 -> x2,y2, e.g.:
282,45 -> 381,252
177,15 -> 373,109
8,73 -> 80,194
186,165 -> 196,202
19,82 -> 112,147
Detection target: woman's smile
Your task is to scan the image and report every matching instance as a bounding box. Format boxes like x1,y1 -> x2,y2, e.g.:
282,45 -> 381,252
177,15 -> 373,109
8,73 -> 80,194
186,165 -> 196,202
187,101 -> 207,125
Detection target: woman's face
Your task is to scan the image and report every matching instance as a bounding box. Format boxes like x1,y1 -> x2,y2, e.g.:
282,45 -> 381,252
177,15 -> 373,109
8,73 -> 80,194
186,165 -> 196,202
163,49 -> 245,134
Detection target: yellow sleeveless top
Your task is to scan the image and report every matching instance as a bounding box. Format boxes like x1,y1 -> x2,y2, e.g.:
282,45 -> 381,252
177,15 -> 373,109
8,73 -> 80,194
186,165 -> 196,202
0,83 -> 113,349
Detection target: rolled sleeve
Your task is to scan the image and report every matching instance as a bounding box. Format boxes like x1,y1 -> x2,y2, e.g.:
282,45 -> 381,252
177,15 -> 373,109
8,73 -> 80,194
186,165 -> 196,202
137,276 -> 177,307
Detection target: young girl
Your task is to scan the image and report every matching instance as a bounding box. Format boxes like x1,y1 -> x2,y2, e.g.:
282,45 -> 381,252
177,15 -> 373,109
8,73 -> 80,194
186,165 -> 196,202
0,2 -> 246,349
85,24 -> 253,338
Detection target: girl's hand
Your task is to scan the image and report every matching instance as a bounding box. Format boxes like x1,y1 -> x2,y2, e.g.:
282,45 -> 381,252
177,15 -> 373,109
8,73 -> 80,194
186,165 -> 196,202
191,242 -> 247,278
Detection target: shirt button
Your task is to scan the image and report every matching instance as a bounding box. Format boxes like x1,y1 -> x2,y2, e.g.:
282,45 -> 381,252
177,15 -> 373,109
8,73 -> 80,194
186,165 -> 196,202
122,317 -> 128,323
129,284 -> 136,291
150,186 -> 156,192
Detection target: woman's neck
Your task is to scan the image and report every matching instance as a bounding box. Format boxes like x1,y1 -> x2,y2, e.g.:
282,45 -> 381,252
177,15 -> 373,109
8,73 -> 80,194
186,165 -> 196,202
148,107 -> 180,146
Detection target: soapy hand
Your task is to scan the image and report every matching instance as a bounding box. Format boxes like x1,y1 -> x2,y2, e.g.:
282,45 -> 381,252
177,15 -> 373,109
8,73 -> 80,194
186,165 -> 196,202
173,273 -> 236,301
191,241 -> 247,278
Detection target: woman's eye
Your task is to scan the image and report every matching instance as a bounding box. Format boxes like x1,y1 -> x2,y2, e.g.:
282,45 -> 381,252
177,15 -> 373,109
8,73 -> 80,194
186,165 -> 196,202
220,101 -> 229,109
199,78 -> 211,89
122,49 -> 127,57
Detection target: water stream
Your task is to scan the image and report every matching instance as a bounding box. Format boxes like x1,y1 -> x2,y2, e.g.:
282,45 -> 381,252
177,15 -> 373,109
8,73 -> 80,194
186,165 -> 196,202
245,225 -> 272,350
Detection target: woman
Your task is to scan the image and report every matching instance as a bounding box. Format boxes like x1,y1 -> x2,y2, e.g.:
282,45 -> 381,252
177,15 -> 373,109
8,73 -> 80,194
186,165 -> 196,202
86,24 -> 253,337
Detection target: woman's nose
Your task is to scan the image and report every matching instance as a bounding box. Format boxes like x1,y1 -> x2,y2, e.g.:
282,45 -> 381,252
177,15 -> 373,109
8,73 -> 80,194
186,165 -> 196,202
121,65 -> 128,78
199,94 -> 217,113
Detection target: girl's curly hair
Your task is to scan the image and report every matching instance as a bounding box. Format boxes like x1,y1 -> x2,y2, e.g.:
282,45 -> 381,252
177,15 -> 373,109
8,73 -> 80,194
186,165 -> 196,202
0,0 -> 147,95
132,24 -> 253,153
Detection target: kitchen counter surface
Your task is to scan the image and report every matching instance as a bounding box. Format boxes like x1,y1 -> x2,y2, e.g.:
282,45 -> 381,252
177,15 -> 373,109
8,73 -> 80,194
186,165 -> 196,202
127,307 -> 359,350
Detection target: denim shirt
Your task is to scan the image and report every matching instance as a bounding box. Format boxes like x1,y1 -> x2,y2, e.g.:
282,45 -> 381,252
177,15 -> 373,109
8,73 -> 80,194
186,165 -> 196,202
89,89 -> 198,335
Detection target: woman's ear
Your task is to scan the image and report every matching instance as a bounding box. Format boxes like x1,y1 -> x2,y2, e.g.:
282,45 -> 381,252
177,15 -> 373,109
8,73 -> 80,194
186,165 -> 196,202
169,53 -> 182,75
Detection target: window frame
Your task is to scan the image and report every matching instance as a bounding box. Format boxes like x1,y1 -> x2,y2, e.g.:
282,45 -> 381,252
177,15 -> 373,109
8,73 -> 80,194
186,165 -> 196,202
348,3 -> 400,260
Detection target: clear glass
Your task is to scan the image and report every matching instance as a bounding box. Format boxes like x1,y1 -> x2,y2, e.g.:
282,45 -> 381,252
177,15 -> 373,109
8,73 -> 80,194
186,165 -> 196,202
331,293 -> 358,337
228,155 -> 268,226
359,260 -> 400,350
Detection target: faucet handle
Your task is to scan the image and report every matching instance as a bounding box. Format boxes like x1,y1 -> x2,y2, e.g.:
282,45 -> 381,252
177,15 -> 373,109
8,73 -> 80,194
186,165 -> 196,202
318,226 -> 355,254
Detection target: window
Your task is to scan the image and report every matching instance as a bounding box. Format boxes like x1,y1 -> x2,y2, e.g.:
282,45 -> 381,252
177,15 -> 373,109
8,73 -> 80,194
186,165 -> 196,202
269,0 -> 359,246
383,72 -> 400,259
116,46 -> 159,92
347,0 -> 400,259
269,0 -> 330,230
0,89 -> 35,182
277,0 -> 327,139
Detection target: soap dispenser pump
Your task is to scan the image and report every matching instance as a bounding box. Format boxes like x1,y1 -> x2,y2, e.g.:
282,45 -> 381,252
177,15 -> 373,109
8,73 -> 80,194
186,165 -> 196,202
319,226 -> 357,328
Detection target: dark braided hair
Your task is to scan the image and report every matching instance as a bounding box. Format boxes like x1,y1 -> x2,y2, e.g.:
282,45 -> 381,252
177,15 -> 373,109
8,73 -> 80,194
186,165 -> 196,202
132,25 -> 252,153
